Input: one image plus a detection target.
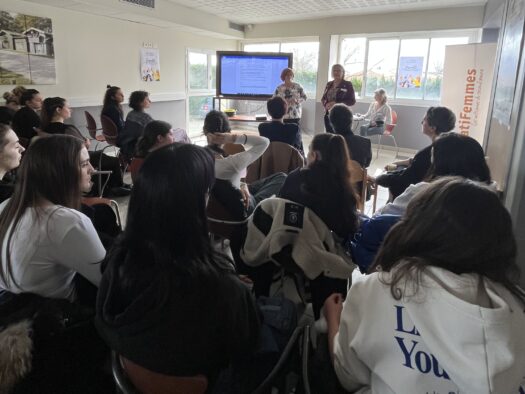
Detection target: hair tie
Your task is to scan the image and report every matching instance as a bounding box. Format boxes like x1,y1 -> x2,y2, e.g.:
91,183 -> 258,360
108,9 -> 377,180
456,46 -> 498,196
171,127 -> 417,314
106,84 -> 111,89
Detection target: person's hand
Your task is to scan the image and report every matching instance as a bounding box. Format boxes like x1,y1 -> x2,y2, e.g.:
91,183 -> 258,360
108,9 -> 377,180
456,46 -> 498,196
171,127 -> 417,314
84,138 -> 91,150
370,121 -> 377,127
324,293 -> 344,326
384,164 -> 397,172
326,101 -> 336,111
240,183 -> 250,208
207,133 -> 236,145
367,175 -> 376,183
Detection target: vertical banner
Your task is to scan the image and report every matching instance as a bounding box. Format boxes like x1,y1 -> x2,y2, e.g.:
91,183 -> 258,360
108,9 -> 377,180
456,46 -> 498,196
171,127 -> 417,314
440,43 -> 497,145
140,47 -> 160,82
398,56 -> 423,89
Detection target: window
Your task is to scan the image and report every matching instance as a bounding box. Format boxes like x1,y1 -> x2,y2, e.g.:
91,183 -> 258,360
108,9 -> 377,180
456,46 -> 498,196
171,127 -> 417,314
187,49 -> 216,137
242,40 -> 319,96
339,31 -> 475,102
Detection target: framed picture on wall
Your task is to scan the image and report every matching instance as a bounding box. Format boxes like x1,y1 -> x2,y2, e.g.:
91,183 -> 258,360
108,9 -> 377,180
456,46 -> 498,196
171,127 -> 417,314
0,10 -> 56,85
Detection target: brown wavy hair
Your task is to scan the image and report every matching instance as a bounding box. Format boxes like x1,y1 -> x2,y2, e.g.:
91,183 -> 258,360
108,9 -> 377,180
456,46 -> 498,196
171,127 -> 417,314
370,177 -> 524,305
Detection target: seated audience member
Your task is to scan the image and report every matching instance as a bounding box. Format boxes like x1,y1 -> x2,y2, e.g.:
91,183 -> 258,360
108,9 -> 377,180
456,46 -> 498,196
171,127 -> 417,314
258,96 -> 303,154
325,177 -> 525,393
41,97 -> 130,197
204,110 -> 286,214
358,88 -> 392,137
329,103 -> 372,168
119,90 -> 153,159
378,132 -> 492,216
0,135 -> 105,301
277,133 -> 359,318
0,106 -> 15,126
11,89 -> 42,140
10,85 -> 26,106
101,85 -> 125,133
372,106 -> 456,199
280,133 -> 358,239
3,92 -> 20,111
0,124 -> 25,202
96,143 -> 260,387
135,120 -> 185,158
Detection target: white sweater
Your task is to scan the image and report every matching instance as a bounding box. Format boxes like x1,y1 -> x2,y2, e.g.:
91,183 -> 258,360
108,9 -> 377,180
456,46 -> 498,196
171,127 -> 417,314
363,102 -> 392,125
334,265 -> 525,393
215,134 -> 269,188
0,201 -> 105,300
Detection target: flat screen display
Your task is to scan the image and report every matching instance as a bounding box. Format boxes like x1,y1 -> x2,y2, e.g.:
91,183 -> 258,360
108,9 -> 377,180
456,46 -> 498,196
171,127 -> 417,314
216,51 -> 293,98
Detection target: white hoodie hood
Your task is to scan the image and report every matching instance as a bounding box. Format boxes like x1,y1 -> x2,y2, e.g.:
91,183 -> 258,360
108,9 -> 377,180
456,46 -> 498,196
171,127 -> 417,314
334,266 -> 525,394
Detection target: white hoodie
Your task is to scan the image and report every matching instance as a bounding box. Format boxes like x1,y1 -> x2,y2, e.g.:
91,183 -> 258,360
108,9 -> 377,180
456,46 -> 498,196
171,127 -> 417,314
334,265 -> 525,394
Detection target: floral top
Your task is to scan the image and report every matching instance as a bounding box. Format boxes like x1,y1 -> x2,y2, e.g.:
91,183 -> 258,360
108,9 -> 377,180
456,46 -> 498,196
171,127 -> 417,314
274,82 -> 307,120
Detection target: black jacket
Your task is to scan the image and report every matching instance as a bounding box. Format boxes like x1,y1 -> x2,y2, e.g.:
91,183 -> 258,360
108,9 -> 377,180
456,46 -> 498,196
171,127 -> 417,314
258,121 -> 303,154
337,129 -> 372,168
12,106 -> 40,140
96,249 -> 260,377
375,145 -> 432,199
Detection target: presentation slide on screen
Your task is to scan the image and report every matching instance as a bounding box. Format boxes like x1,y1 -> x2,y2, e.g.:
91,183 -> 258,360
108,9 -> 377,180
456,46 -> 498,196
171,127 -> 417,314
220,55 -> 289,95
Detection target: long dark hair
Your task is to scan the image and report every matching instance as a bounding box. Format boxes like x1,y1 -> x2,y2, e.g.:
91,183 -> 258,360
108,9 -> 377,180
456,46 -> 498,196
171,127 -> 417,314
370,177 -> 523,305
427,132 -> 491,183
108,143 -> 233,283
135,120 -> 172,157
20,89 -> 39,107
102,85 -> 123,116
304,134 -> 358,234
0,135 -> 84,286
41,97 -> 66,129
203,110 -> 231,156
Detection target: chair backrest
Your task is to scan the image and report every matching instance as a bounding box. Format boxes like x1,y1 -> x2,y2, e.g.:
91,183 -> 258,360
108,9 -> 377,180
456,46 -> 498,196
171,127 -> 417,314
385,110 -> 397,134
112,352 -> 208,394
348,160 -> 367,212
84,111 -> 98,139
129,157 -> 145,184
246,141 -> 304,183
100,115 -> 119,146
82,197 -> 123,230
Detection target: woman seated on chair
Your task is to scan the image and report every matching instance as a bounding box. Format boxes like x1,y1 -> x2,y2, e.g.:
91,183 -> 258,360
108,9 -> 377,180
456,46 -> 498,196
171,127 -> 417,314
135,120 -> 190,158
0,135 -> 105,301
101,85 -> 125,134
41,97 -> 130,197
358,88 -> 392,137
329,103 -> 372,168
119,90 -> 153,159
371,106 -> 456,199
204,110 -> 286,214
0,124 -> 25,203
96,143 -> 260,387
324,177 -> 525,393
377,132 -> 493,216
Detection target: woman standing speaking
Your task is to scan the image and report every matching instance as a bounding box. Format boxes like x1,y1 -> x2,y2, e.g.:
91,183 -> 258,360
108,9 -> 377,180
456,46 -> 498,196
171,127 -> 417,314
321,64 -> 356,133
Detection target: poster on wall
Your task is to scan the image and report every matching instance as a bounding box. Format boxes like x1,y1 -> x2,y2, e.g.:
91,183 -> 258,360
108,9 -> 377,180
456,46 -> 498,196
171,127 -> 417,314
0,10 -> 56,85
440,43 -> 497,145
397,56 -> 423,89
140,48 -> 160,82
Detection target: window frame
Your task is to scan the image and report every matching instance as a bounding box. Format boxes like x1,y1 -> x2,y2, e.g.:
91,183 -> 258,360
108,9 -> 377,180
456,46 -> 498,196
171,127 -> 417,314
186,48 -> 217,138
338,29 -> 480,106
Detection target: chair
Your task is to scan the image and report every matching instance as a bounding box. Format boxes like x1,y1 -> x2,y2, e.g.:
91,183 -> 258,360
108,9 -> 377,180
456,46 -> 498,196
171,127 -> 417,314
375,110 -> 398,158
100,114 -> 128,174
82,197 -> 123,230
348,160 -> 379,214
84,111 -> 105,149
252,325 -> 311,394
111,352 -> 208,394
246,141 -> 304,183
129,157 -> 145,184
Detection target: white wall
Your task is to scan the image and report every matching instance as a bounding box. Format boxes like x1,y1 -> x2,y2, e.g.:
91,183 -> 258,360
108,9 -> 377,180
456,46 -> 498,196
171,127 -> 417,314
1,0 -> 237,129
